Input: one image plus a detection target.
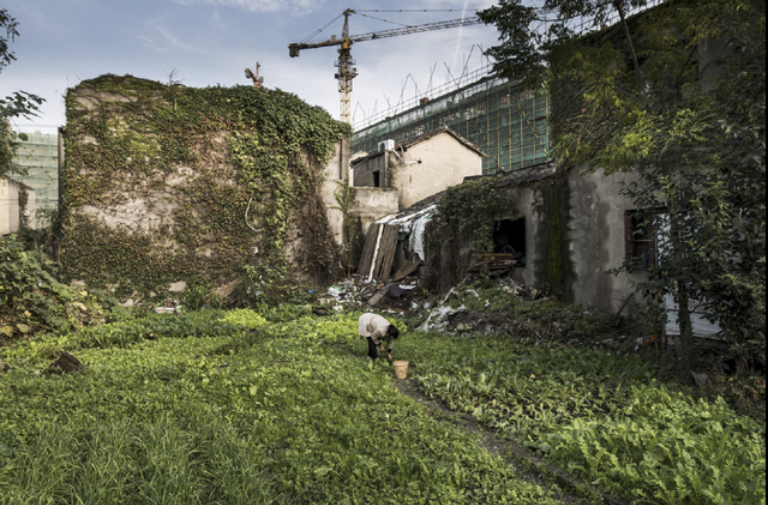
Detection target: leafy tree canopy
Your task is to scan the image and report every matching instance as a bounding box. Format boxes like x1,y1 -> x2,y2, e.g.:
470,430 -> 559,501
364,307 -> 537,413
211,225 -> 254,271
480,0 -> 766,375
0,8 -> 45,177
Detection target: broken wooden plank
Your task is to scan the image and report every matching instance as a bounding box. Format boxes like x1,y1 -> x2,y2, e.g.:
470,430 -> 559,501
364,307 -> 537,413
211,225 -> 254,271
372,225 -> 398,280
392,252 -> 421,282
357,224 -> 380,276
477,253 -> 523,260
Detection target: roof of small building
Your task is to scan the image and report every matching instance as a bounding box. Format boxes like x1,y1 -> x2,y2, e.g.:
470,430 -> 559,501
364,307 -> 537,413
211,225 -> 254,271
351,127 -> 486,166
387,160 -> 563,217
464,160 -> 564,187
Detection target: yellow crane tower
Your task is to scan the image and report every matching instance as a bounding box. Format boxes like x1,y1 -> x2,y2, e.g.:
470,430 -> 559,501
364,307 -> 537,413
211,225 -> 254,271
289,9 -> 483,123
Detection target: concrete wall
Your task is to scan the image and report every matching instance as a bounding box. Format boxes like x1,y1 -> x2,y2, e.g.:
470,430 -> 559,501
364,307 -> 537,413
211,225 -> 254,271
565,168 -> 644,311
320,136 -> 350,245
352,131 -> 484,211
492,166 -> 643,312
349,187 -> 399,237
0,177 -> 36,235
353,153 -> 388,188
390,132 -> 483,209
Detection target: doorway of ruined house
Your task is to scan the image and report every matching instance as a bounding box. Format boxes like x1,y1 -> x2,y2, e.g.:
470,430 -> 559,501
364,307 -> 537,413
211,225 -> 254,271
493,218 -> 526,265
373,171 -> 381,188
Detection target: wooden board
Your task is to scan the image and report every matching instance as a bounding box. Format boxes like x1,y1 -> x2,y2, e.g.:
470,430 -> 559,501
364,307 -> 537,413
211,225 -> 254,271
372,225 -> 399,280
392,252 -> 421,282
357,224 -> 380,276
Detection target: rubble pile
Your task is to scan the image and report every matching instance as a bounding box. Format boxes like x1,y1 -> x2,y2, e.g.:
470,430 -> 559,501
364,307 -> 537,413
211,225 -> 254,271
318,275 -> 421,313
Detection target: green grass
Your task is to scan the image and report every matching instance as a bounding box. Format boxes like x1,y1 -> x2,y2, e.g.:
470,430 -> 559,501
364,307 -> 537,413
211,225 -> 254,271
1,307 -> 764,504
376,329 -> 766,505
0,310 -> 561,505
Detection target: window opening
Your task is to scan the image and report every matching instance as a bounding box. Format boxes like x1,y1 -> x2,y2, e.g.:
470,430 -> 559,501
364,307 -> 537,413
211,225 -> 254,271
493,217 -> 526,267
373,170 -> 380,188
624,208 -> 666,270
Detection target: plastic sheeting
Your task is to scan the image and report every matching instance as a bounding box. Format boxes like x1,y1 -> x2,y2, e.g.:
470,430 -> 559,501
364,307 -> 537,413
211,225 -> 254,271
664,294 -> 721,338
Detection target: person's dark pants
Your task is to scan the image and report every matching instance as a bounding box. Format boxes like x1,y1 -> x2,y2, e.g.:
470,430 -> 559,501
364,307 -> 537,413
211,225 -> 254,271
367,337 -> 378,360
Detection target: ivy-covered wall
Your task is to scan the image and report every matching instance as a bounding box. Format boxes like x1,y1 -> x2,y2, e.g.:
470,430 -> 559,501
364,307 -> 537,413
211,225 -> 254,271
60,74 -> 351,301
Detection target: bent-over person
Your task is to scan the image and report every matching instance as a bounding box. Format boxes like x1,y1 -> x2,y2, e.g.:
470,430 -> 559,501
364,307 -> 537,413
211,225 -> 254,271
358,312 -> 399,363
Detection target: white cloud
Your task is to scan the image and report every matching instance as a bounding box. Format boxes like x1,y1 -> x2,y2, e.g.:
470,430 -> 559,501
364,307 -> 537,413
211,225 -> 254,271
169,0 -> 320,14
140,18 -> 207,54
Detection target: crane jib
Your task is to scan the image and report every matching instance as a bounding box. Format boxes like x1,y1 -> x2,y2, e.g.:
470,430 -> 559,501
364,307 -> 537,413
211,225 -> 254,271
287,13 -> 483,122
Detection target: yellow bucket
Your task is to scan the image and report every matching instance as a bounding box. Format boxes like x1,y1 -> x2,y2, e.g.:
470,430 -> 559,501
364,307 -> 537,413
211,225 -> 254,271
392,360 -> 409,380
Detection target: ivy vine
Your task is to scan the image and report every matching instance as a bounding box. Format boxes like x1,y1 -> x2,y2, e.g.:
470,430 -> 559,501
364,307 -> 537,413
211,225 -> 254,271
60,74 -> 351,303
423,177 -> 518,294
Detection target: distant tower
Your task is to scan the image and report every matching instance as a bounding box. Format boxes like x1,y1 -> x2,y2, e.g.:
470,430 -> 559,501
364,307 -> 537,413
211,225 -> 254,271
245,62 -> 265,88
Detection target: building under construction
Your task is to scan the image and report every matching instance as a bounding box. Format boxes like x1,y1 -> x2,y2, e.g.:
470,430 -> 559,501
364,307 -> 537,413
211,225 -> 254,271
351,66 -> 550,174
13,131 -> 60,227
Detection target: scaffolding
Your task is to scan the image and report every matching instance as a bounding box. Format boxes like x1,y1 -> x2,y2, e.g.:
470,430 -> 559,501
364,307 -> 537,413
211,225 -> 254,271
351,0 -> 668,174
13,131 -> 59,227
352,68 -> 550,174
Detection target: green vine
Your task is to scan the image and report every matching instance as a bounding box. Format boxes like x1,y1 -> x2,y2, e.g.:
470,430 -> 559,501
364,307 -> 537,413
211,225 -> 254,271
544,189 -> 565,298
423,177 -> 517,294
60,74 -> 351,303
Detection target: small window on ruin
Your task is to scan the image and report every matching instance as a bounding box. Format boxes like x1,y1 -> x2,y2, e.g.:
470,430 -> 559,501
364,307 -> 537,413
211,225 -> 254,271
373,171 -> 381,188
624,208 -> 667,270
493,217 -> 526,267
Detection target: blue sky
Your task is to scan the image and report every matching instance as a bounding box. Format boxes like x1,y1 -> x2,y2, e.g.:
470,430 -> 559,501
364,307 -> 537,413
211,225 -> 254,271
1,0 -> 499,134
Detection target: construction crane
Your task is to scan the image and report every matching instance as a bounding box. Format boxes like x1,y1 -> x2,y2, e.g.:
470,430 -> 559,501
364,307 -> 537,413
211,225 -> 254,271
244,62 -> 264,88
289,9 -> 483,123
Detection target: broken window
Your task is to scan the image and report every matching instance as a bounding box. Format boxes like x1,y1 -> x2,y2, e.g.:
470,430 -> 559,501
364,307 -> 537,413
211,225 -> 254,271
493,217 -> 526,267
624,208 -> 667,270
373,170 -> 381,188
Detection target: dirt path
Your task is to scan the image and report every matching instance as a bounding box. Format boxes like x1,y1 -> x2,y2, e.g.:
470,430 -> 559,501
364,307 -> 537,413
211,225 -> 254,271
328,343 -> 627,505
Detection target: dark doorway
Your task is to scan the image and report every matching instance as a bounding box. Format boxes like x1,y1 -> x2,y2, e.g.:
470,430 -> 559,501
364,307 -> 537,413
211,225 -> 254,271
493,218 -> 526,260
373,170 -> 381,187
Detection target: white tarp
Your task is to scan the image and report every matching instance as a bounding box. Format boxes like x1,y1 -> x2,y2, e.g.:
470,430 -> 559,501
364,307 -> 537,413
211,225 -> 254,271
375,204 -> 437,261
408,214 -> 431,262
664,294 -> 721,338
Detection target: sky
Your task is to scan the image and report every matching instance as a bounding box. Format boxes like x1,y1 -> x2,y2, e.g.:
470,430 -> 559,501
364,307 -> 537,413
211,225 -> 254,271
0,0 -> 501,134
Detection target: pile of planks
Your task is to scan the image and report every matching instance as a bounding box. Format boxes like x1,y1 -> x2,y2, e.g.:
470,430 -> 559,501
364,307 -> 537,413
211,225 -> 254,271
357,224 -> 399,281
469,253 -> 523,277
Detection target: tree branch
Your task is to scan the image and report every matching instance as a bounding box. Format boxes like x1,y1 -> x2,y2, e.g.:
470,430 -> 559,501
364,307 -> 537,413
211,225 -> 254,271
613,1 -> 647,105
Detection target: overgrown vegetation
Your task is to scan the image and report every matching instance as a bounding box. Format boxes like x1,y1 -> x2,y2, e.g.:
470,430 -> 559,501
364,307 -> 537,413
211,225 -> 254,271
1,303 -> 763,504
0,235 -> 125,342
423,178 -> 518,294
61,74 -> 351,304
480,0 -> 766,378
0,310 -> 562,505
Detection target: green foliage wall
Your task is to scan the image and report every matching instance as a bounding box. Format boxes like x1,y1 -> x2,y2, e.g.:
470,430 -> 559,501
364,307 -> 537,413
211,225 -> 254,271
60,74 -> 351,301
423,178 -> 518,294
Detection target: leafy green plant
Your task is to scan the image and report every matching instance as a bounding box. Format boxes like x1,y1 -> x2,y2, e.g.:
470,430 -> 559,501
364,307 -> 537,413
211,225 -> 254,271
61,76 -> 351,303
0,235 -> 122,340
373,327 -> 765,505
0,310 -> 559,505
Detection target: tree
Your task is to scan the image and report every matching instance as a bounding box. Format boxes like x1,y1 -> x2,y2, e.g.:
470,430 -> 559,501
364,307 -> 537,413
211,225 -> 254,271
479,0 -> 766,376
0,8 -> 44,177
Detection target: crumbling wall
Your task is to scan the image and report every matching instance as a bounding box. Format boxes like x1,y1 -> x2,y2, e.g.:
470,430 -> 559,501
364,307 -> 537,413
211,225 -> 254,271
60,74 -> 350,301
0,178 -> 35,234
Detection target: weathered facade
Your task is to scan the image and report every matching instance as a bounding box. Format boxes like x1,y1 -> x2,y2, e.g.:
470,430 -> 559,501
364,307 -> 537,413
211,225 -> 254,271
0,177 -> 35,235
60,74 -> 350,301
456,162 -> 644,312
352,128 -> 485,211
